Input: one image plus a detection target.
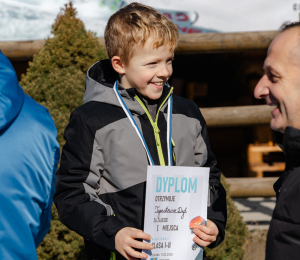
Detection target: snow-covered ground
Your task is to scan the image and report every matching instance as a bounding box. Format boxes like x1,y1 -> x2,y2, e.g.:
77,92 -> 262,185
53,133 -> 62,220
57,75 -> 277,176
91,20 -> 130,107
0,0 -> 299,42
233,197 -> 276,230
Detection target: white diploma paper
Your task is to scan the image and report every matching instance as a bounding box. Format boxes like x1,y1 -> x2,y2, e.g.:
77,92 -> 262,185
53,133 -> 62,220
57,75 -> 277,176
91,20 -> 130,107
142,166 -> 210,260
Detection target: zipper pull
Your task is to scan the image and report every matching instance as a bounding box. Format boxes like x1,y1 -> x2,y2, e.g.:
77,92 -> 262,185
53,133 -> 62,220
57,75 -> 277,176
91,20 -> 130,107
156,135 -> 160,146
153,122 -> 160,134
152,122 -> 160,146
153,123 -> 160,146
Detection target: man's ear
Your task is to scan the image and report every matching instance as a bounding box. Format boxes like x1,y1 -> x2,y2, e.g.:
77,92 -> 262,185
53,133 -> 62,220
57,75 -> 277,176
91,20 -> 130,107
111,56 -> 126,74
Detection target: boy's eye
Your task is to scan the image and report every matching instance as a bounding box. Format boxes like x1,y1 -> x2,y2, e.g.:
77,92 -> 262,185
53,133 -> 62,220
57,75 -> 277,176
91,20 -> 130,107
146,62 -> 157,66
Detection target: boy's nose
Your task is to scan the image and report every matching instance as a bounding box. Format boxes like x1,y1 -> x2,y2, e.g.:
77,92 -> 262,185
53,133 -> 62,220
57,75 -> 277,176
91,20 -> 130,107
157,64 -> 171,78
254,74 -> 270,100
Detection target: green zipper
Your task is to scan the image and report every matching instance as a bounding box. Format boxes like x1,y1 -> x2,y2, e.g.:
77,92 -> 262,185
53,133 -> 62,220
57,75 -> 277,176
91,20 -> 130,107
110,252 -> 116,260
171,138 -> 176,163
134,88 -> 173,166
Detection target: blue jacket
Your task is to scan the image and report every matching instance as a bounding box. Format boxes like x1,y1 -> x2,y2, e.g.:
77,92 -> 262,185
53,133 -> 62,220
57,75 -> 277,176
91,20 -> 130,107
0,52 -> 60,259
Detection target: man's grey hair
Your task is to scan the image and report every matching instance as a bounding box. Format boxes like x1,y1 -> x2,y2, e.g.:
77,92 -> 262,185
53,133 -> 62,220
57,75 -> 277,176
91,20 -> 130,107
280,21 -> 300,32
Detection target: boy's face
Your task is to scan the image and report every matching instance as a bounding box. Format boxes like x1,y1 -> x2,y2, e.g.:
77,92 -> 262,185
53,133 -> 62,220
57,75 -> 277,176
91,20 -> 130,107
119,38 -> 174,100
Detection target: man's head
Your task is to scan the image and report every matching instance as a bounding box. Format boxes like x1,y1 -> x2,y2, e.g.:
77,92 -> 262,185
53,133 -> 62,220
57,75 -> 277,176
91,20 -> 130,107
254,22 -> 300,133
104,2 -> 179,100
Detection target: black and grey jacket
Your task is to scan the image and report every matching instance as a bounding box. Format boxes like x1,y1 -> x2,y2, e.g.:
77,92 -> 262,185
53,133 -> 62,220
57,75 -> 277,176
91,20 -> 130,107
266,127 -> 300,260
54,60 -> 227,260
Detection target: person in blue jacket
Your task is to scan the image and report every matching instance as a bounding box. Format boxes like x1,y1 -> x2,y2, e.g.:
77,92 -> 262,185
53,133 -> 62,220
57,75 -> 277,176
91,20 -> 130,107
0,51 -> 60,259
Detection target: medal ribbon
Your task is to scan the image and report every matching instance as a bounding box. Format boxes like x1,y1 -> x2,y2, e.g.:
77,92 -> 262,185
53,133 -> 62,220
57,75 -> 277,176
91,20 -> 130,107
113,80 -> 173,166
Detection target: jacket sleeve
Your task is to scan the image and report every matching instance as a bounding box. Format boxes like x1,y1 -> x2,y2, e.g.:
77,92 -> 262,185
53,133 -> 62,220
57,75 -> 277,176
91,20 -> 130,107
194,103 -> 227,248
54,109 -> 125,252
35,170 -> 57,246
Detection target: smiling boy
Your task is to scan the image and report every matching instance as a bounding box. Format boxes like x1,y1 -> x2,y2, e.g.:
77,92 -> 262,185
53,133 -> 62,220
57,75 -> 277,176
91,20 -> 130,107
54,3 -> 226,260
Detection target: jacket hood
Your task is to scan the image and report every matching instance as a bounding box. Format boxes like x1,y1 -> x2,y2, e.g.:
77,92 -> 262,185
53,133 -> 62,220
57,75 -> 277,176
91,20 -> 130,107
0,51 -> 24,132
84,59 -> 145,116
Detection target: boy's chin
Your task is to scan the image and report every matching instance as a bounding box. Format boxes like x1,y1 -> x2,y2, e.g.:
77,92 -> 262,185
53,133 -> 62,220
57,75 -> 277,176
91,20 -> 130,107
146,92 -> 163,100
140,90 -> 163,100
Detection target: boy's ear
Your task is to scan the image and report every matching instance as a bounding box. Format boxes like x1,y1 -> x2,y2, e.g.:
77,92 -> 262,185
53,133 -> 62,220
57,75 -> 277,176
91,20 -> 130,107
111,56 -> 126,74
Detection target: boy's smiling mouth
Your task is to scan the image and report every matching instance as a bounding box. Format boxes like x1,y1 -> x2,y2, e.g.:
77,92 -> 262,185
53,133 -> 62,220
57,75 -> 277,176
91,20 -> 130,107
150,82 -> 164,87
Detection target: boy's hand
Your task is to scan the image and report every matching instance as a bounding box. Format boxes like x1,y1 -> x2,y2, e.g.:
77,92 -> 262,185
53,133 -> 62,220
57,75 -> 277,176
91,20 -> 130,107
192,219 -> 219,247
115,227 -> 153,260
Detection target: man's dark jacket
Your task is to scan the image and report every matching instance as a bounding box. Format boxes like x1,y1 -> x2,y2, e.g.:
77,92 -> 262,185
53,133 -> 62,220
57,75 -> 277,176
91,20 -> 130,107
266,127 -> 300,259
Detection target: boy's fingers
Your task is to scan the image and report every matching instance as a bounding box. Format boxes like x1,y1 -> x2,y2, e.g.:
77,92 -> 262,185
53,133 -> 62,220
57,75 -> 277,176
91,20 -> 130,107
198,225 -> 218,236
193,229 -> 216,242
129,228 -> 151,240
193,236 -> 210,247
206,220 -> 219,235
124,251 -> 137,260
198,225 -> 209,234
123,252 -> 134,260
194,230 -> 213,242
130,240 -> 153,250
125,247 -> 148,259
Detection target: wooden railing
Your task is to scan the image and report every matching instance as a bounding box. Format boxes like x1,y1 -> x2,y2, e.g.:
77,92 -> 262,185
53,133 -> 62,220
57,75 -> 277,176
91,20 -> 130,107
227,177 -> 277,197
201,105 -> 272,127
0,31 -> 277,60
176,31 -> 277,53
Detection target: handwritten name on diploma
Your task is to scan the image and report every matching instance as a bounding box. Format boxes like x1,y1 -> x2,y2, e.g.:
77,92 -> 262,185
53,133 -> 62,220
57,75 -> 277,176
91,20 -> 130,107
155,206 -> 188,219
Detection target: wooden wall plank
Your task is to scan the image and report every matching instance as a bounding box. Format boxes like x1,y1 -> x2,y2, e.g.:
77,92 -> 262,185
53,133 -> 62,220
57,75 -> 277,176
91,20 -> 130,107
0,31 -> 277,60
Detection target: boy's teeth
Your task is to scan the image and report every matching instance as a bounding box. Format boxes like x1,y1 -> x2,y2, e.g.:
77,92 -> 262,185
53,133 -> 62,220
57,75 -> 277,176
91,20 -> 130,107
153,82 -> 163,85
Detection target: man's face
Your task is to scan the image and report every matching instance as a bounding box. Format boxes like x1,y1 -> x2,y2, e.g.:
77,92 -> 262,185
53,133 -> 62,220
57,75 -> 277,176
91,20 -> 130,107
254,29 -> 300,133
120,37 -> 174,100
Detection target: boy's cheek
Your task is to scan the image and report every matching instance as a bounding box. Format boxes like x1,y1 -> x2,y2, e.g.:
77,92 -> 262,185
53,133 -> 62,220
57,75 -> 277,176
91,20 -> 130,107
141,74 -> 156,85
167,62 -> 173,75
169,69 -> 173,79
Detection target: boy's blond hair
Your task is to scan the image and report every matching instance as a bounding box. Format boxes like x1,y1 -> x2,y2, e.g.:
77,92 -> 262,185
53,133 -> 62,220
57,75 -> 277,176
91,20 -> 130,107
104,2 -> 179,65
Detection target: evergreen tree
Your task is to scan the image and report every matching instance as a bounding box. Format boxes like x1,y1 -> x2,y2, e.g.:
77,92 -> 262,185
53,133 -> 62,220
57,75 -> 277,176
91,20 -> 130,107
21,3 -> 107,146
205,174 -> 248,260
